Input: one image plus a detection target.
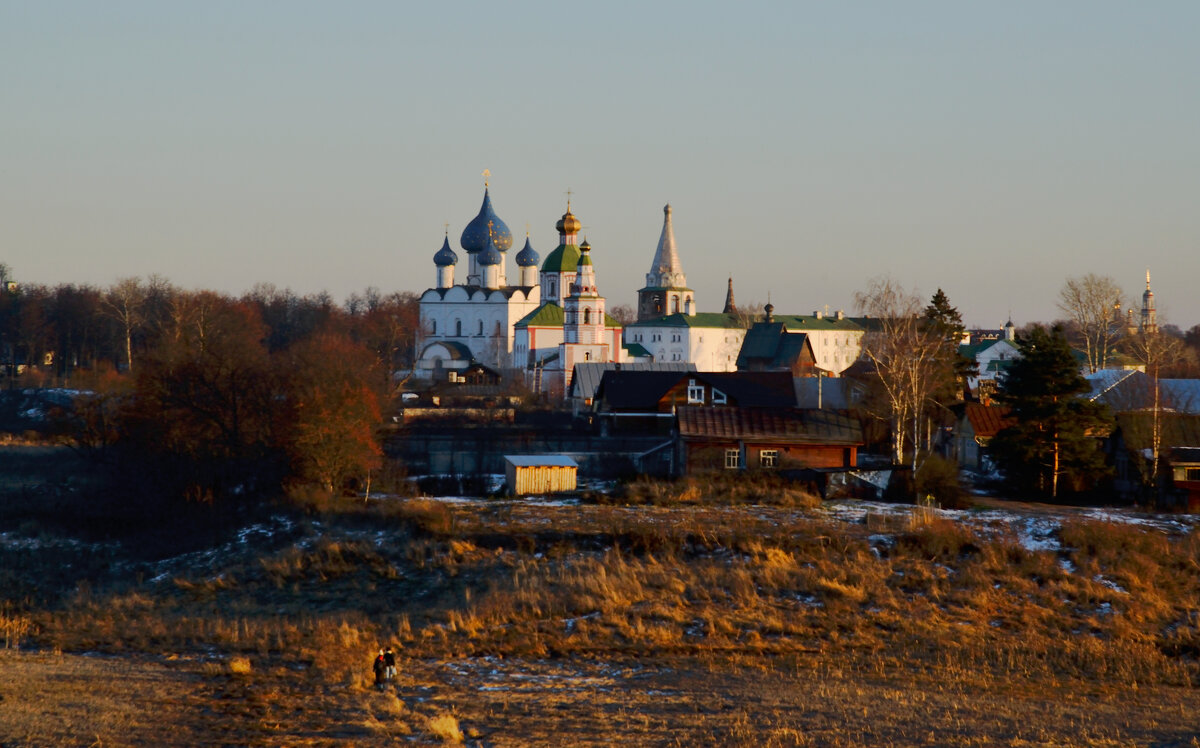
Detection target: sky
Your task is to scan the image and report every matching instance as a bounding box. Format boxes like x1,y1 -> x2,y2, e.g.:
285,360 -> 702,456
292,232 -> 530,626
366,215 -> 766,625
3,1 -> 1199,329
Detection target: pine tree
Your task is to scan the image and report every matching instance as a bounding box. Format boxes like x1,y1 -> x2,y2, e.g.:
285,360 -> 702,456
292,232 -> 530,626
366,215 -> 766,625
923,288 -> 976,396
991,325 -> 1112,498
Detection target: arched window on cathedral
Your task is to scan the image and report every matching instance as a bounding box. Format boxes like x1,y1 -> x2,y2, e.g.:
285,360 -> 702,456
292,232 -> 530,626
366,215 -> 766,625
431,319 -> 437,335
477,319 -> 484,336
549,280 -> 556,298
584,308 -> 591,325
494,321 -> 502,337
455,319 -> 462,336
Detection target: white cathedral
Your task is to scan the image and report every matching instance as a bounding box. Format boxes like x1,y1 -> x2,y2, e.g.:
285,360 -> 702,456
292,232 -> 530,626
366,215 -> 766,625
416,183 -> 626,392
416,180 -> 865,392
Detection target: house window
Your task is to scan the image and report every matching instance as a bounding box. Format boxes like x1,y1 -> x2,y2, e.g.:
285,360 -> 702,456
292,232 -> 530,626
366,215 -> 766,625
724,449 -> 740,469
585,351 -> 592,361
760,449 -> 779,468
1186,467 -> 1200,481
712,388 -> 727,404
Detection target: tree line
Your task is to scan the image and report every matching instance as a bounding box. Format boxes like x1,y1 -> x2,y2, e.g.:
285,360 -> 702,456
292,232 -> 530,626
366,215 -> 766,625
0,265 -> 421,511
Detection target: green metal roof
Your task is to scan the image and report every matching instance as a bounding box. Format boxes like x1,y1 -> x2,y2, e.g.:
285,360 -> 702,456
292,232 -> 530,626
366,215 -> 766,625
626,312 -> 745,329
626,312 -> 863,332
515,303 -> 564,328
770,314 -> 864,332
514,302 -> 621,329
623,342 -> 652,358
540,243 -> 581,273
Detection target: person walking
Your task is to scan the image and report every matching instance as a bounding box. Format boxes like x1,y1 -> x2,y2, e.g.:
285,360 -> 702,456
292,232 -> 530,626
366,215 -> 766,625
372,649 -> 386,690
383,647 -> 397,683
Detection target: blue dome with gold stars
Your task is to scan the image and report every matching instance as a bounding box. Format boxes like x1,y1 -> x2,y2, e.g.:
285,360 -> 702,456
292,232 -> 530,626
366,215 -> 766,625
479,233 -> 503,266
514,236 -> 539,267
460,188 -> 513,254
433,235 -> 458,266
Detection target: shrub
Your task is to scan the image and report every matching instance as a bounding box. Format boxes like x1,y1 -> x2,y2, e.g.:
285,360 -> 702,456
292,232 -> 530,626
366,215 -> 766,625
915,454 -> 967,508
427,714 -> 464,744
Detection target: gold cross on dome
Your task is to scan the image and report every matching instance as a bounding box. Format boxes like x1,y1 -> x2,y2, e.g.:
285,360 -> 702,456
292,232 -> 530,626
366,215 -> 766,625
482,169 -> 491,187
565,187 -> 573,210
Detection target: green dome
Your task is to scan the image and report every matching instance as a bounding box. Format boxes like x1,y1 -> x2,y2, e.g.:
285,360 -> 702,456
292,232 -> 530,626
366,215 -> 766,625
540,242 -> 581,273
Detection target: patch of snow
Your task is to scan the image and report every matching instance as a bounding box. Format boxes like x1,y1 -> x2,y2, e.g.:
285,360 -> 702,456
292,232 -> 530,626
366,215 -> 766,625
1093,575 -> 1127,594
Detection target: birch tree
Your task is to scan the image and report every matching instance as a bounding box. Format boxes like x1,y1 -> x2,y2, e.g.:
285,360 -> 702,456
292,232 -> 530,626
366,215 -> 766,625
1058,274 -> 1124,374
1123,326 -> 1186,489
854,278 -> 945,471
102,277 -> 146,374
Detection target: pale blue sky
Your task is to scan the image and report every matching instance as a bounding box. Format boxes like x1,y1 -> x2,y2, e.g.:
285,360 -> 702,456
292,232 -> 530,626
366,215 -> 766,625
3,1 -> 1198,327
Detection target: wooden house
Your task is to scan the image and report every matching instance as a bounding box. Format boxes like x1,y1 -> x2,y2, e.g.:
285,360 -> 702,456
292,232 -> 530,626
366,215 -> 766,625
954,403 -> 1015,470
676,406 -> 861,474
592,370 -> 797,434
1168,447 -> 1200,512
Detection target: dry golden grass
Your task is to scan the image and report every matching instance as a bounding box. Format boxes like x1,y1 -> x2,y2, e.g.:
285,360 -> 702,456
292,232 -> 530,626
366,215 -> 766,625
427,713 -> 464,743
4,474 -> 1200,745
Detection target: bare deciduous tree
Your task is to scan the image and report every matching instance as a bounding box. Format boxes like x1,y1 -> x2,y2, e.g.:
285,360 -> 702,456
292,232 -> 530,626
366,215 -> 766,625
854,278 -> 945,471
1123,326 -> 1186,488
1057,274 -> 1124,374
102,277 -> 146,374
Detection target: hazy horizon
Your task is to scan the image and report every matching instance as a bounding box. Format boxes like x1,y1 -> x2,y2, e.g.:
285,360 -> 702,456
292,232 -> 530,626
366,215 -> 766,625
4,1 -> 1198,329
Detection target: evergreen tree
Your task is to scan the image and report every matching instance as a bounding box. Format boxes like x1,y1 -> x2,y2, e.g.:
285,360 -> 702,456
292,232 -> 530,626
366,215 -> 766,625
990,325 -> 1112,498
923,288 -> 976,400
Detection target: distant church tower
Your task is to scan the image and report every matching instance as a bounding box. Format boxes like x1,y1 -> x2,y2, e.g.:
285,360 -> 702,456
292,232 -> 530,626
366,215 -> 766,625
723,277 -> 736,314
559,238 -> 611,388
1141,269 -> 1158,334
637,204 -> 694,321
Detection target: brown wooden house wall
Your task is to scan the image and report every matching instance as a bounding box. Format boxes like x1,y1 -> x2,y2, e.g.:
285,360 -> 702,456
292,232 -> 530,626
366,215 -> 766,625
683,440 -> 856,473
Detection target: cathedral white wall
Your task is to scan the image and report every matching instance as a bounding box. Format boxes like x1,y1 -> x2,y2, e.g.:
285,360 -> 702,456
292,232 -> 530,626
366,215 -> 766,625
417,288 -> 541,374
623,325 -> 744,371
807,330 -> 864,375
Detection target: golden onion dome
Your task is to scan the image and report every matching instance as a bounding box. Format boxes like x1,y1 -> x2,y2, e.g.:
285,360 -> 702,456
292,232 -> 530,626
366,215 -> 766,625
556,206 -> 581,235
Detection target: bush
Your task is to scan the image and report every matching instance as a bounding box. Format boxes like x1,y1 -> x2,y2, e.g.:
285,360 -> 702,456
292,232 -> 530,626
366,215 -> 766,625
915,453 -> 968,509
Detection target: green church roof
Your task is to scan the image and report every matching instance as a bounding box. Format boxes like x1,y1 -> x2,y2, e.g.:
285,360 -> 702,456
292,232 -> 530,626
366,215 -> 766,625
515,302 -> 623,329
626,312 -> 745,329
515,303 -> 564,328
540,243 -> 581,273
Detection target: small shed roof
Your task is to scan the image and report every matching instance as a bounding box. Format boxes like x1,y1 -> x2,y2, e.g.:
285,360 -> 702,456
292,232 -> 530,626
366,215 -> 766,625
503,455 -> 579,468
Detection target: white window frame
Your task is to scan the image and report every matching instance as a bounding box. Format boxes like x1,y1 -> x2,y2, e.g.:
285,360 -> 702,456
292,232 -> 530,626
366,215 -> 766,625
712,388 -> 727,404
724,448 -> 740,469
760,449 -> 778,468
687,385 -> 704,404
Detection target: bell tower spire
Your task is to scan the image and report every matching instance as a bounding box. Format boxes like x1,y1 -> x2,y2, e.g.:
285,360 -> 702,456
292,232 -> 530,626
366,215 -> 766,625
637,203 -> 695,321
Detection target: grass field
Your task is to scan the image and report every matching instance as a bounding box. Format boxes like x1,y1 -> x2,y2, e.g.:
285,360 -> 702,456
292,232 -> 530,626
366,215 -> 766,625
1,450 -> 1198,746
